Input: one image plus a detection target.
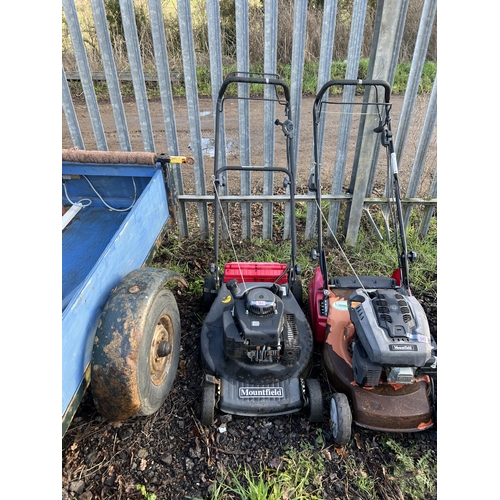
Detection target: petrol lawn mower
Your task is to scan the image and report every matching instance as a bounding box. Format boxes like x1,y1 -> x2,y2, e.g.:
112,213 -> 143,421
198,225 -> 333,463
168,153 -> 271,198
199,72 -> 324,426
307,79 -> 437,445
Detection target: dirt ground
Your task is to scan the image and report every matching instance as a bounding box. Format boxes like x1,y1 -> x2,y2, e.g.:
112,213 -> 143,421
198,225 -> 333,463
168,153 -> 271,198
62,93 -> 437,500
62,93 -> 436,196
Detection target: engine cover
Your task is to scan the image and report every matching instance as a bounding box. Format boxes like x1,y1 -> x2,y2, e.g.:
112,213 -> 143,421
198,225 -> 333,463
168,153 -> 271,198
349,288 -> 432,368
222,286 -> 301,364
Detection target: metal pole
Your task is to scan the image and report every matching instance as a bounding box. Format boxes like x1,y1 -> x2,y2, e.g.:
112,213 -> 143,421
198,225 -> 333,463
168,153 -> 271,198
262,0 -> 278,239
91,0 -> 131,151
62,0 -> 107,150
119,0 -> 155,152
62,66 -> 85,150
178,0 -> 209,238
305,0 -> 338,240
235,0 -> 252,239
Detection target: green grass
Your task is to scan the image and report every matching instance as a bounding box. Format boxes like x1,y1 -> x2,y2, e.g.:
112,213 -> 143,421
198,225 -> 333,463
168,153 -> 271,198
67,59 -> 437,101
194,440 -> 326,500
382,437 -> 437,499
154,205 -> 437,301
184,431 -> 437,500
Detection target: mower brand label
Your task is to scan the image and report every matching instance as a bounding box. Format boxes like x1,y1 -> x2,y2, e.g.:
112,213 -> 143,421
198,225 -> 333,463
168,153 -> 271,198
239,387 -> 284,398
332,300 -> 348,311
389,344 -> 417,351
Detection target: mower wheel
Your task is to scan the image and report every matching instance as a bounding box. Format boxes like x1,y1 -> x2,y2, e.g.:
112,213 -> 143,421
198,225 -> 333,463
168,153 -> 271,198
200,380 -> 216,426
330,392 -> 352,446
202,274 -> 216,310
304,378 -> 324,423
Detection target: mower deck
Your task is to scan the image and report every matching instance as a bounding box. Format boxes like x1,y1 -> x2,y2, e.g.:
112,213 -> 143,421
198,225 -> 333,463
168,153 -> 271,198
201,279 -> 314,418
323,344 -> 433,432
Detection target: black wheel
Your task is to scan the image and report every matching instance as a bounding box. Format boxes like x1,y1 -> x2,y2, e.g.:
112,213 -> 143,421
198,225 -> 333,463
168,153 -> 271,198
202,274 -> 216,311
200,381 -> 216,426
330,392 -> 352,446
291,278 -> 303,306
304,378 -> 324,423
91,268 -> 182,421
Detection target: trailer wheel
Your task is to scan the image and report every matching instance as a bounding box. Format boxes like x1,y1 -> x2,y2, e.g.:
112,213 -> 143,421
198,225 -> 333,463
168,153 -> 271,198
304,378 -> 324,423
200,381 -> 216,426
330,393 -> 352,445
91,268 -> 182,421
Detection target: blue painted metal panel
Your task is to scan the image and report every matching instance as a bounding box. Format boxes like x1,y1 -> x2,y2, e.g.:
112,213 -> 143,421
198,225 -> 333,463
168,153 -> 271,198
62,167 -> 169,419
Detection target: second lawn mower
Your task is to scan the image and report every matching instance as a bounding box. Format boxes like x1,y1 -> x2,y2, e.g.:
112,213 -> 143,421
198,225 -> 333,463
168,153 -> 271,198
307,80 -> 437,445
199,72 -> 323,426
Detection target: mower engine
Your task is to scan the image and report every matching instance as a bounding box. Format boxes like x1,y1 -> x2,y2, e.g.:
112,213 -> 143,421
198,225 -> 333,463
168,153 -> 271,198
348,288 -> 436,387
222,280 -> 301,365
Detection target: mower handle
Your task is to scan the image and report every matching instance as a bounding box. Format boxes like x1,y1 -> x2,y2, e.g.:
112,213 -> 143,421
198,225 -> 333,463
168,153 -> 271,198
314,79 -> 391,106
217,72 -> 291,104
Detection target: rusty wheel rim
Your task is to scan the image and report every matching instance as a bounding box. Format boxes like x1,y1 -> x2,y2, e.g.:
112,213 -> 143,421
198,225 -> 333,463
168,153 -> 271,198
149,314 -> 173,386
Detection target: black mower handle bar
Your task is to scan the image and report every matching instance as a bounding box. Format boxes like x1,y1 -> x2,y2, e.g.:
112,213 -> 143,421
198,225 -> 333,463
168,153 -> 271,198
217,74 -> 291,104
314,79 -> 391,106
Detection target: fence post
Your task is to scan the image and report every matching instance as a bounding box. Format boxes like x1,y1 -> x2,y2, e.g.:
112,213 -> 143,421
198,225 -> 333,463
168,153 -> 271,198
235,0 -> 252,239
62,0 -> 107,151
177,0 -> 209,239
404,74 -> 437,228
395,0 -> 437,166
119,0 -> 155,152
91,0 -> 131,152
62,66 -> 85,150
149,0 -> 188,236
305,0 -> 338,240
344,0 -> 408,246
287,0 -> 308,240
262,0 -> 278,240
327,0 -> 368,238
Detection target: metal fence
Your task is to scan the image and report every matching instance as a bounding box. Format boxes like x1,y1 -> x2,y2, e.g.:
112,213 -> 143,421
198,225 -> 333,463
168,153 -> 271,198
62,0 -> 437,244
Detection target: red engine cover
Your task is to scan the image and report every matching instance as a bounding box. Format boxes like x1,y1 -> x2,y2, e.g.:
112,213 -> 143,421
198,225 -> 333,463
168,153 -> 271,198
223,262 -> 288,285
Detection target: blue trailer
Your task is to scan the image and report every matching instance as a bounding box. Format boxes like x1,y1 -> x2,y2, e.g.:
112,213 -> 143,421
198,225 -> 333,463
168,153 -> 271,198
62,149 -> 191,437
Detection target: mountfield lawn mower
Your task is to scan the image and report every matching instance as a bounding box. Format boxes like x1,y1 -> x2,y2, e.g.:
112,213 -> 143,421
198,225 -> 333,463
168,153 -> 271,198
307,80 -> 437,445
199,72 -> 323,426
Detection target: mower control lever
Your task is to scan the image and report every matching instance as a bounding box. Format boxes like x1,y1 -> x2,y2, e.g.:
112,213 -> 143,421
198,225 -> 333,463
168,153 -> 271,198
404,251 -> 418,263
275,119 -> 294,138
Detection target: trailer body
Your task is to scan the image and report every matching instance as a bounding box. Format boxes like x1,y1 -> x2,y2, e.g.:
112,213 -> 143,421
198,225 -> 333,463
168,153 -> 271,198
62,151 -> 181,436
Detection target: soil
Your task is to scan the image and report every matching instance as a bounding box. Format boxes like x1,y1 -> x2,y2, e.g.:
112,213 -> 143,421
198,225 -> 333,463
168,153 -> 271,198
62,93 -> 436,198
62,94 -> 437,500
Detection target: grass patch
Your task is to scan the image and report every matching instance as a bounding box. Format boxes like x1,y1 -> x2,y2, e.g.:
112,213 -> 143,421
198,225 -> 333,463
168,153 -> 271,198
382,437 -> 437,499
199,440 -> 326,500
67,59 -> 437,102
153,205 -> 436,301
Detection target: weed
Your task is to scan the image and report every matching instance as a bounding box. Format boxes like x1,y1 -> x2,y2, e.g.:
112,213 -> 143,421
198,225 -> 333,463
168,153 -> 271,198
204,440 -> 326,500
382,438 -> 437,500
341,456 -> 377,500
136,483 -> 157,500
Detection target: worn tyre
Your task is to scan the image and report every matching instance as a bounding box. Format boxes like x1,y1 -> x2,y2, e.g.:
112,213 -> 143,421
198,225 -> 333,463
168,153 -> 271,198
91,268 -> 182,421
330,392 -> 352,446
304,378 -> 324,423
200,381 -> 216,426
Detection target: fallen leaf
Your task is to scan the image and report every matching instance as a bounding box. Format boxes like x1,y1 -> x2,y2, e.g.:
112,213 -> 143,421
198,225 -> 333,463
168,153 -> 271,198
334,446 -> 348,457
354,433 -> 363,450
178,359 -> 186,377
139,458 -> 147,471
